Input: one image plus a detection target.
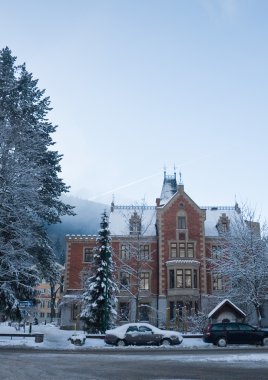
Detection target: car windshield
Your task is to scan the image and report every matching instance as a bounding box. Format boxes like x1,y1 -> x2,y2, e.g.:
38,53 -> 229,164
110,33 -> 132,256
126,326 -> 138,333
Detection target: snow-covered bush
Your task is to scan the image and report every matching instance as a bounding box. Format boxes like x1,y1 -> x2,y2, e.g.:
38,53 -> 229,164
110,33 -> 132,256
187,312 -> 209,333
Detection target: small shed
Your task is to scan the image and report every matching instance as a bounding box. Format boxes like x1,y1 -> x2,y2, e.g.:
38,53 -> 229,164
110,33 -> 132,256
208,299 -> 246,323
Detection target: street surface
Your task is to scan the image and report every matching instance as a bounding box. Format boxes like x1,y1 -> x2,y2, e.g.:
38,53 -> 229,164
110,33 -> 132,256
0,348 -> 268,380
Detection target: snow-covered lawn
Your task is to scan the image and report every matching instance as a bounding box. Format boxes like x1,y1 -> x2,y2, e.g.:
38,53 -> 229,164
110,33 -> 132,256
0,322 -> 266,353
0,322 -> 208,350
1,323 -> 268,373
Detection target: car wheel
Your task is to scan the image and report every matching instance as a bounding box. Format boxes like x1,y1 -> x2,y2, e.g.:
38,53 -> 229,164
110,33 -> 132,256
262,337 -> 268,346
117,339 -> 126,347
161,338 -> 171,346
217,337 -> 227,347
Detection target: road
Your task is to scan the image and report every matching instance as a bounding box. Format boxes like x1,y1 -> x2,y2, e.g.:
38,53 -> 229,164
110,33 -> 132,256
0,348 -> 268,380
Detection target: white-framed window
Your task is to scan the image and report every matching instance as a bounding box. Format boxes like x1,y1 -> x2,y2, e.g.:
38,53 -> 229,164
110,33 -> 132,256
169,269 -> 175,289
170,241 -> 195,258
139,244 -> 150,260
139,304 -> 150,321
121,244 -> 131,260
129,212 -> 141,235
179,243 -> 186,257
72,304 -> 79,320
120,271 -> 130,289
213,274 -> 223,290
176,269 -> 183,288
119,302 -> 130,321
170,243 -> 177,258
84,247 -> 94,262
140,272 -> 150,290
212,245 -> 221,258
193,269 -> 198,288
168,269 -> 198,289
178,216 -> 186,229
187,242 -> 194,257
185,269 -> 192,288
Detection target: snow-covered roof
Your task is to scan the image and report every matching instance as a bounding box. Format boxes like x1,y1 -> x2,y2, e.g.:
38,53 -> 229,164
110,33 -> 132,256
166,260 -> 200,266
109,205 -> 156,236
159,174 -> 177,205
160,180 -> 177,204
109,205 -> 236,238
208,299 -> 246,318
66,234 -> 97,240
203,207 -> 236,237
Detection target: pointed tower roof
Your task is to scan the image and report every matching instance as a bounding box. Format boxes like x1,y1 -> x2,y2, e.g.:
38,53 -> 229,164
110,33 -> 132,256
159,170 -> 178,205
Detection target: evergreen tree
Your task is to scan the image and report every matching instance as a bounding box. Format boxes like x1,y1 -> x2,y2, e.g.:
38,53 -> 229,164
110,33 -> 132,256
0,47 -> 74,318
81,211 -> 118,333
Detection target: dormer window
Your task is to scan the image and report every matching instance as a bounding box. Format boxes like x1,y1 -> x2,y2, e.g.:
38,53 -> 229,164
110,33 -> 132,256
222,223 -> 227,233
216,214 -> 230,234
129,211 -> 141,235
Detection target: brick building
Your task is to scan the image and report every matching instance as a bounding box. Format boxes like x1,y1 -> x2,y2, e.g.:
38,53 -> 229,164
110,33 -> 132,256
60,172 -> 238,329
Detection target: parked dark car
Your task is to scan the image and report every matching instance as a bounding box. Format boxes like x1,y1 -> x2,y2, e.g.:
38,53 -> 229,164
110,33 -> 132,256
203,322 -> 268,347
105,323 -> 183,347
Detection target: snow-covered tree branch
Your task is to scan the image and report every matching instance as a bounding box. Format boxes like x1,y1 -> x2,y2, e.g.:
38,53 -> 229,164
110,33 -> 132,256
208,205 -> 268,325
0,47 -> 74,318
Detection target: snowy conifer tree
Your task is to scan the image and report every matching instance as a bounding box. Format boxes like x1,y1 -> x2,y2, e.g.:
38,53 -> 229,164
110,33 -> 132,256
208,206 -> 268,325
81,212 -> 118,333
0,47 -> 74,318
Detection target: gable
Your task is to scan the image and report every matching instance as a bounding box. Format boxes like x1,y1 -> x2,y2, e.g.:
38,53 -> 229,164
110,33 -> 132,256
208,299 -> 246,318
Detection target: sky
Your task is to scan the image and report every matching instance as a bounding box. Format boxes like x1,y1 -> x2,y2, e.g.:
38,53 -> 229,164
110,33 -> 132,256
0,0 -> 268,217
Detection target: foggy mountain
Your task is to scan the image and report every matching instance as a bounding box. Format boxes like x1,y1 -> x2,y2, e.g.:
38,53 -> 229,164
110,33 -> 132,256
47,195 -> 108,263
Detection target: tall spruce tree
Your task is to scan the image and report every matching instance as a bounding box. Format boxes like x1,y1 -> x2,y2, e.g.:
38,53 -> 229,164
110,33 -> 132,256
0,47 -> 74,318
81,211 -> 118,333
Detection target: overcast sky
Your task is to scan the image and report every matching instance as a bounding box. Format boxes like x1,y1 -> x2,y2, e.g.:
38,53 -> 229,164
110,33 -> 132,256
1,0 -> 268,217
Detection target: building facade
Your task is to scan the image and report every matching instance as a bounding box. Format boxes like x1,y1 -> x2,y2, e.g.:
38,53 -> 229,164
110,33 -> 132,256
61,172 -> 243,329
34,278 -> 62,324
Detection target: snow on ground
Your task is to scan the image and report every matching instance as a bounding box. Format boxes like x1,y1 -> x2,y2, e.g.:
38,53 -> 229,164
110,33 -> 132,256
0,322 -> 208,350
0,321 -> 267,367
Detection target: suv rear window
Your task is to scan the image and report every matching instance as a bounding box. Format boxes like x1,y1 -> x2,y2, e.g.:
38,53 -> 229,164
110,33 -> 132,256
225,324 -> 239,330
238,324 -> 255,331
